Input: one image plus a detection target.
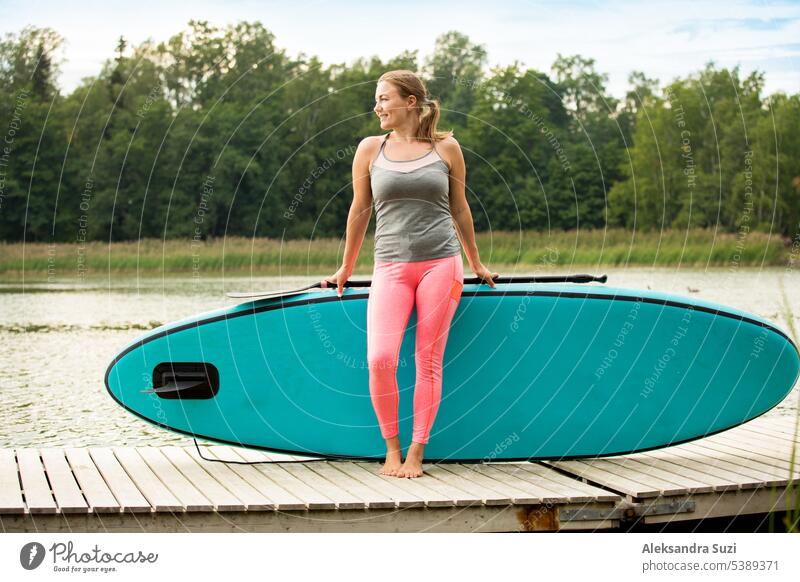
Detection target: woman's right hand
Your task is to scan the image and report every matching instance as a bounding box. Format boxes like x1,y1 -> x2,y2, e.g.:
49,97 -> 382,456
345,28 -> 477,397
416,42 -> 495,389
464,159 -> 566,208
324,264 -> 353,297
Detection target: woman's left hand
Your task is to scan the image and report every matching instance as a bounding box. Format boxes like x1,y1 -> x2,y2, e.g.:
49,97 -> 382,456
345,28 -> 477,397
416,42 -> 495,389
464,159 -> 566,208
471,262 -> 499,288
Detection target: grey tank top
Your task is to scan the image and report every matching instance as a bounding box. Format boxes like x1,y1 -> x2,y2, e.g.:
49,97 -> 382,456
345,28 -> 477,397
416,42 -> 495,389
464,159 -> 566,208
369,133 -> 462,262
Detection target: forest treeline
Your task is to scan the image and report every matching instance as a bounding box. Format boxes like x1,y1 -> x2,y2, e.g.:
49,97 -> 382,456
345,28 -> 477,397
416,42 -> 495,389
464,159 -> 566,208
0,22 -> 798,243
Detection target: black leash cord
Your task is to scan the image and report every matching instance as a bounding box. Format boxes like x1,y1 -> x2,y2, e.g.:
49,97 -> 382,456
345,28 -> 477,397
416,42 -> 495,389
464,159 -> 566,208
193,438 -> 327,464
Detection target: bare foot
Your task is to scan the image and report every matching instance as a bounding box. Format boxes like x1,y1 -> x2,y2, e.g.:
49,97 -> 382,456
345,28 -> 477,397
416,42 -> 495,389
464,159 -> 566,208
378,437 -> 403,476
379,450 -> 403,476
396,441 -> 425,478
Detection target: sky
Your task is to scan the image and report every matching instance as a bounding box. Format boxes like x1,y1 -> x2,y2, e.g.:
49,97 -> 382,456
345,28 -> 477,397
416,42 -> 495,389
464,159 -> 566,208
0,0 -> 798,99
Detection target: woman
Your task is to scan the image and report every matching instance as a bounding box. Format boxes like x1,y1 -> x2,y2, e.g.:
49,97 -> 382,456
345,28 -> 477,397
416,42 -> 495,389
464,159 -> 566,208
326,70 -> 497,478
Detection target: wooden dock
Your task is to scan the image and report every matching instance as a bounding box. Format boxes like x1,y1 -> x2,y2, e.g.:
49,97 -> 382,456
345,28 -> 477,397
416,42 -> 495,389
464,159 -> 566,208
1,413 -> 798,532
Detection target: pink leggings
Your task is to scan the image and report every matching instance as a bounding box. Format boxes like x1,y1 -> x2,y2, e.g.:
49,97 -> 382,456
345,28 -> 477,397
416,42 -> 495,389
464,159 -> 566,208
367,253 -> 464,444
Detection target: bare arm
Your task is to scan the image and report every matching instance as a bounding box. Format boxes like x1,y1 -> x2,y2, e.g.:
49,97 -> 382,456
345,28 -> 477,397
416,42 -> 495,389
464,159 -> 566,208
342,137 -> 375,270
326,137 -> 376,295
444,137 -> 498,284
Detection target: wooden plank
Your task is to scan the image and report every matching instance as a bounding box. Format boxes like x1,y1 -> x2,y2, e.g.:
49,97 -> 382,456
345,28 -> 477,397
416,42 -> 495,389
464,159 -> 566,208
258,450 -> 324,463
709,429 -> 800,464
549,444 -> 790,498
603,456 -> 717,494
509,461 -> 622,503
633,451 -> 744,491
206,446 -> 311,510
454,463 -> 554,503
662,442 -> 796,485
598,456 -> 712,494
305,462 -> 396,509
222,447 -> 331,510
330,462 -> 426,508
717,439 -> 800,471
486,463 -> 570,498
647,447 -> 781,486
16,450 -> 57,514
182,447 -> 274,510
643,487 -> 800,525
500,462 -> 622,502
545,460 -> 662,498
0,450 -> 25,514
572,458 -> 688,496
136,448 -> 213,511
638,450 -> 755,490
283,455 -> 324,462
689,438 -> 799,474
219,447 -> 321,463
40,449 -> 88,513
601,455 -> 711,493
755,418 -> 797,424
342,461 -> 440,507
673,441 -> 793,482
352,462 -> 456,507
0,502 -> 613,533
441,464 -> 545,504
426,464 -> 512,505
741,419 -> 800,440
741,423 -> 800,443
279,463 -> 365,510
261,452 -> 297,462
160,447 -> 245,512
112,448 -> 183,512
87,449 -> 151,513
686,443 -> 788,485
759,415 -> 799,430
718,422 -> 799,446
63,448 -> 119,513
467,463 -> 566,503
394,465 -> 478,507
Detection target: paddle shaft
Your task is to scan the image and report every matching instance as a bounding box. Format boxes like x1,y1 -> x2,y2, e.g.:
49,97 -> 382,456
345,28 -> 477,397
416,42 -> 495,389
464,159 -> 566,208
325,273 -> 608,288
227,273 -> 608,299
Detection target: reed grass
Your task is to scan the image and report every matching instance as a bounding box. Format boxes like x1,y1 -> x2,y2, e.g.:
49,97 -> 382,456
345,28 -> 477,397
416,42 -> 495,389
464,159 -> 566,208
0,229 -> 790,277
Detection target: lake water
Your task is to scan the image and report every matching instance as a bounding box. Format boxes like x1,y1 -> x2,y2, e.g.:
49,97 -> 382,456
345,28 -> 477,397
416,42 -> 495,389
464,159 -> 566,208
1,268 -> 798,448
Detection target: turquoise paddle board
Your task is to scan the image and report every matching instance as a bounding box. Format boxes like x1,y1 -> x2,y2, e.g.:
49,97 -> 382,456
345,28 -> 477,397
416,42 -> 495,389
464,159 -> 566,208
105,282 -> 799,461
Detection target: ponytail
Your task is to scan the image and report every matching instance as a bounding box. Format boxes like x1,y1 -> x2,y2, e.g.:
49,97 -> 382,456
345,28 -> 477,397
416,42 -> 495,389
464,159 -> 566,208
378,70 -> 452,144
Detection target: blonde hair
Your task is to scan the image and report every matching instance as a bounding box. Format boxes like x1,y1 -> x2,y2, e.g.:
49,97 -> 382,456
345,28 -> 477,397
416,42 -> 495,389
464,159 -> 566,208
378,70 -> 452,143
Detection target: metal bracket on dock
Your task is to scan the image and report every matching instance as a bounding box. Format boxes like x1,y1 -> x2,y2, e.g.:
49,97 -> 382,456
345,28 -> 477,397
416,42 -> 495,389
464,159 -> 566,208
560,499 -> 696,522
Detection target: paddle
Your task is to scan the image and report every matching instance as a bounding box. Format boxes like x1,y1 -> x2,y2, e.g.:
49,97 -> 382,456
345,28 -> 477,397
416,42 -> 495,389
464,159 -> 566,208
226,273 -> 608,300
140,380 -> 205,394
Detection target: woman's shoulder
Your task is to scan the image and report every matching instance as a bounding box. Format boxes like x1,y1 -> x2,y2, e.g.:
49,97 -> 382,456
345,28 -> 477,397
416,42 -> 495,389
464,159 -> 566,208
435,133 -> 460,150
434,134 -> 461,172
361,134 -> 389,147
355,135 -> 388,170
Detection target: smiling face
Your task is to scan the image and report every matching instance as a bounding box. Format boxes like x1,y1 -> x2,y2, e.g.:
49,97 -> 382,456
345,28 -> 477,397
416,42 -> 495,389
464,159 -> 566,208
374,80 -> 417,129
